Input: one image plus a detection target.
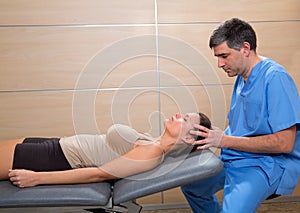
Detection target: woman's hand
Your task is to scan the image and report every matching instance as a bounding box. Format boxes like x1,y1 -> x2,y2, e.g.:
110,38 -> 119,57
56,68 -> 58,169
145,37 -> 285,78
8,169 -> 39,188
188,124 -> 224,149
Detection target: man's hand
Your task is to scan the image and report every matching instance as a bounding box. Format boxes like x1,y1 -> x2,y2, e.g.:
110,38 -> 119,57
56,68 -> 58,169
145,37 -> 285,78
189,124 -> 224,150
8,169 -> 39,188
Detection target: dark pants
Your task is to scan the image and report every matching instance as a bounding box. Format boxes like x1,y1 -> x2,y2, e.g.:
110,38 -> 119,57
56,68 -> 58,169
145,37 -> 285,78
13,138 -> 71,171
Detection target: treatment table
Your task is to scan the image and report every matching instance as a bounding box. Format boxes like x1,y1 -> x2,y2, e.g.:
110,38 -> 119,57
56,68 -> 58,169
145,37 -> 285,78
0,149 -> 223,212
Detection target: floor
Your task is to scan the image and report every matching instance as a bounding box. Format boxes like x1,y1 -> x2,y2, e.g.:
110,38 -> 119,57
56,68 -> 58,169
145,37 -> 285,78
142,202 -> 300,213
1,201 -> 300,213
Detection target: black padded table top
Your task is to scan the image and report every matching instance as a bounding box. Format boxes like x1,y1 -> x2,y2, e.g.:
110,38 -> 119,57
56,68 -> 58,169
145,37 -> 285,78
113,149 -> 223,204
0,181 -> 111,208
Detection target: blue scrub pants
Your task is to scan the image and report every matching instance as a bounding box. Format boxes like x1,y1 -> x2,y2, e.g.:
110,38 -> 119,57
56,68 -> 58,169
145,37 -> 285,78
181,166 -> 281,213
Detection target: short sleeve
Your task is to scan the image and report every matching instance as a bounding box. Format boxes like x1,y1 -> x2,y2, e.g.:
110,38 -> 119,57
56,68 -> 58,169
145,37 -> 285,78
267,71 -> 300,132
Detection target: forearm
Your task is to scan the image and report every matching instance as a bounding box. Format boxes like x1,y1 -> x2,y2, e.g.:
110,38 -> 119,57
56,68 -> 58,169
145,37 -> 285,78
221,125 -> 296,153
36,167 -> 110,185
41,144 -> 164,183
9,167 -> 114,188
100,155 -> 161,179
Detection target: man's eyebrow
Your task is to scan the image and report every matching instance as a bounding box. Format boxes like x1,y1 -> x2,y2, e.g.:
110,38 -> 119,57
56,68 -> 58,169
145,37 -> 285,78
214,53 -> 228,57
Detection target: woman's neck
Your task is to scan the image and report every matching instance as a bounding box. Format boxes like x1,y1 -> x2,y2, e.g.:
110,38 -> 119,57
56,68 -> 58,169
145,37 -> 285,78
157,133 -> 179,152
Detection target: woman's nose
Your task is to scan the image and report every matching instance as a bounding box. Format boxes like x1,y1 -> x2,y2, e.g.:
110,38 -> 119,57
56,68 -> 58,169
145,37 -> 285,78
175,113 -> 181,119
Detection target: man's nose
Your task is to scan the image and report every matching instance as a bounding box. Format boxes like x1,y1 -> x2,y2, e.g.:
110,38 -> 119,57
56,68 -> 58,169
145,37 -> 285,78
218,58 -> 225,68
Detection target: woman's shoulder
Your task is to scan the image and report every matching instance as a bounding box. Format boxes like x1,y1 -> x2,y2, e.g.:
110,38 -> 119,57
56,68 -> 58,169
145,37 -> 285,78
107,124 -> 155,143
106,124 -> 140,142
107,124 -> 137,134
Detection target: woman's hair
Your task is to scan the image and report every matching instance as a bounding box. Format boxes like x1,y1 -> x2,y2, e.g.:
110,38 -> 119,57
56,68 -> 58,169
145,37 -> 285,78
209,18 -> 257,52
196,112 -> 212,141
191,112 -> 212,152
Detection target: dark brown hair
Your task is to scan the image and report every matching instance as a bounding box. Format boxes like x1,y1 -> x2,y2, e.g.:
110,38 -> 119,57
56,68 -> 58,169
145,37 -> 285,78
191,112 -> 212,151
196,112 -> 212,141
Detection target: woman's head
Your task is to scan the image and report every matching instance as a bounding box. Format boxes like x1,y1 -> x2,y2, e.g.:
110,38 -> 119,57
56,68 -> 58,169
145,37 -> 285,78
163,112 -> 211,155
164,112 -> 211,142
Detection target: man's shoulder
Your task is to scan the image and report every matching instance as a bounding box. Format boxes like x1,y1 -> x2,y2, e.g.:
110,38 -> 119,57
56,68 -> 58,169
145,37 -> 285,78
261,58 -> 286,73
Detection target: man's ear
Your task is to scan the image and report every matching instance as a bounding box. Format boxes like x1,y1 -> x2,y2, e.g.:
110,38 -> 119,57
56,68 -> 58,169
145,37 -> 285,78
242,42 -> 251,56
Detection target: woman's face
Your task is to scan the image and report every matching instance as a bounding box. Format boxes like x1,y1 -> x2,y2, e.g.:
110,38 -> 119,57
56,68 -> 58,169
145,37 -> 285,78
164,113 -> 200,140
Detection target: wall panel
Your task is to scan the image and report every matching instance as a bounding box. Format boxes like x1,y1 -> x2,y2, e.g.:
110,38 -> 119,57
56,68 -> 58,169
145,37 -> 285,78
0,26 -> 156,91
94,89 -> 160,136
160,86 -> 232,130
0,89 -> 160,141
0,0 -> 155,25
158,24 -> 234,86
253,22 -> 300,87
158,0 -> 300,23
0,91 -> 74,140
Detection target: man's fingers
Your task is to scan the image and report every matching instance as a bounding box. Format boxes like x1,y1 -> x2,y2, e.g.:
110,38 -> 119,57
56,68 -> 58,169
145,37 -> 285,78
197,143 -> 210,150
193,124 -> 210,132
192,139 -> 207,146
190,129 -> 208,138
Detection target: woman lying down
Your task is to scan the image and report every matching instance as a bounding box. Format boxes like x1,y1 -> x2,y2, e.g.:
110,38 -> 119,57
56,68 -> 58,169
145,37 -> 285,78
0,112 -> 211,188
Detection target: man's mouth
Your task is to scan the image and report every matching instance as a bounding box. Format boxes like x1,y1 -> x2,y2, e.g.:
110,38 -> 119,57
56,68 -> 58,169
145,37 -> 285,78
223,68 -> 230,73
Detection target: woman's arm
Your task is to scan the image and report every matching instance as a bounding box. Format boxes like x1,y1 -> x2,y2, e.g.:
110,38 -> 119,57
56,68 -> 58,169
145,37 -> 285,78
8,167 -> 109,188
99,142 -> 164,178
9,142 -> 164,188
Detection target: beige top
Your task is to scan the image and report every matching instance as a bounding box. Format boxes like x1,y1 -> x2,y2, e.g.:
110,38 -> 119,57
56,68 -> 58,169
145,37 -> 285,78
59,124 -> 155,168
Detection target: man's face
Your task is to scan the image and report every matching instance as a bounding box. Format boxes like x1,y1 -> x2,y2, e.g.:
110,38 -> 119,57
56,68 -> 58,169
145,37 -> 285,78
213,41 -> 246,78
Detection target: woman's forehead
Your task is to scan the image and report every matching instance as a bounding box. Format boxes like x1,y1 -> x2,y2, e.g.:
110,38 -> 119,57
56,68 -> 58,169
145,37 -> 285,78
186,113 -> 200,124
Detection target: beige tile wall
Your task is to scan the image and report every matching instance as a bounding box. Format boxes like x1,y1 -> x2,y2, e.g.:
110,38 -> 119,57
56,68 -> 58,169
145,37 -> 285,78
0,0 -> 299,205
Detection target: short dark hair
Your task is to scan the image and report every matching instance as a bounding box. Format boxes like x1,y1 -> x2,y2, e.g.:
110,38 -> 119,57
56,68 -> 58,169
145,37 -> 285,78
209,18 -> 257,51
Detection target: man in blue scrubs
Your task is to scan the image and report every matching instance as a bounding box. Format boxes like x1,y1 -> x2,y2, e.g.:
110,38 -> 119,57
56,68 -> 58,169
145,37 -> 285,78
182,18 -> 300,213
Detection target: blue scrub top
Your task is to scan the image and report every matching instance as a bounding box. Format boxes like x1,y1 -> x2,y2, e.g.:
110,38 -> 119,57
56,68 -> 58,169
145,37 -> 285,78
221,58 -> 300,194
